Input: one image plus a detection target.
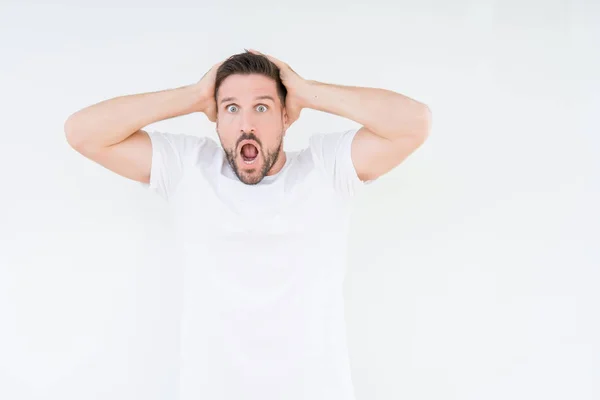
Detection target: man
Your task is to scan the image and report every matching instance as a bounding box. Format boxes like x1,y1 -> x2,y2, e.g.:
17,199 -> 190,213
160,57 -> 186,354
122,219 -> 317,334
65,49 -> 431,400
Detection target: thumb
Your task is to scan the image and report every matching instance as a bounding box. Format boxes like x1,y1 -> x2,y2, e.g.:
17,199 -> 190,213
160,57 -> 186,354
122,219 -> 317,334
205,103 -> 217,122
288,105 -> 301,126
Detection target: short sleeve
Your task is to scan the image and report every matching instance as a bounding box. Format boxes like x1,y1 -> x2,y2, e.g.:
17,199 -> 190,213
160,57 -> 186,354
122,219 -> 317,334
309,128 -> 375,198
140,130 -> 209,202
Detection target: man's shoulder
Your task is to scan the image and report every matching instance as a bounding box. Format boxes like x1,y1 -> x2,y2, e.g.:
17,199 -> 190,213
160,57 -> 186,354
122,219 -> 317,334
146,130 -> 220,159
279,148 -> 331,192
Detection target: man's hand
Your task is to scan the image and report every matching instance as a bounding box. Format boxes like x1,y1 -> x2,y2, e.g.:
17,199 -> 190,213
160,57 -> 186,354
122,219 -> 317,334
249,49 -> 310,127
192,61 -> 224,122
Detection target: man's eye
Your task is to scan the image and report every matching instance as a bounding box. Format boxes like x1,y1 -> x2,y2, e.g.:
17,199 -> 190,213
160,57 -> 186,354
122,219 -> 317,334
256,105 -> 268,112
227,105 -> 238,112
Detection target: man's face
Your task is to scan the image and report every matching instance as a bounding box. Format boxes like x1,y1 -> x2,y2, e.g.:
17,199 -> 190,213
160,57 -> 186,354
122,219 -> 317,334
216,73 -> 288,185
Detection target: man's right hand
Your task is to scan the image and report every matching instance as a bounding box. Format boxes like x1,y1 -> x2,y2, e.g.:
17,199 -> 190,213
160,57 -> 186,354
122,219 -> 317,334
65,59 -> 225,187
193,61 -> 224,123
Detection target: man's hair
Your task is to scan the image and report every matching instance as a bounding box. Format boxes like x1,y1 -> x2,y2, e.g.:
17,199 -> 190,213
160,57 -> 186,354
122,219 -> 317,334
214,50 -> 287,107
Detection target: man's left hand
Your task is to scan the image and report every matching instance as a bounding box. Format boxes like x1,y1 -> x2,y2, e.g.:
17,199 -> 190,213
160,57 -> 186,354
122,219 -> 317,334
249,49 -> 309,127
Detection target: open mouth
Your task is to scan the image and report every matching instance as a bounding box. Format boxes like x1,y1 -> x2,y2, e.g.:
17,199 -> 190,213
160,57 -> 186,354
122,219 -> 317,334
240,142 -> 259,164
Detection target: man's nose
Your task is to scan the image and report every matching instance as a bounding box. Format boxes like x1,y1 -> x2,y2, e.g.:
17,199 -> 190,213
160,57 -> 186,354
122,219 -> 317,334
239,110 -> 256,133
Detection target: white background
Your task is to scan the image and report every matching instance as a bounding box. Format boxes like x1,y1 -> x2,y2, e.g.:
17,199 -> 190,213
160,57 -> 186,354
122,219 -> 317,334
1,0 -> 598,399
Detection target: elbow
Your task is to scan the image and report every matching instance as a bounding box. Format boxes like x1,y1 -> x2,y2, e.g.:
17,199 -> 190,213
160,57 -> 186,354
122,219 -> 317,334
424,106 -> 433,136
64,114 -> 85,149
419,104 -> 432,140
408,105 -> 431,142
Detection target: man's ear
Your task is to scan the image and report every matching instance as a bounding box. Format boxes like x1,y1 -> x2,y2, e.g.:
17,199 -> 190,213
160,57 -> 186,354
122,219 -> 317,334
282,106 -> 290,130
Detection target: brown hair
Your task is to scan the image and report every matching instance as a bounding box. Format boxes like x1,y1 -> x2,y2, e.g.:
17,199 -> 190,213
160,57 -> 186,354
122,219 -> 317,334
214,50 -> 287,107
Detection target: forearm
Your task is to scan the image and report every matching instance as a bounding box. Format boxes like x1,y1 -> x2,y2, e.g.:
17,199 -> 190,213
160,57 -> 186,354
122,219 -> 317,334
298,80 -> 430,140
64,84 -> 203,148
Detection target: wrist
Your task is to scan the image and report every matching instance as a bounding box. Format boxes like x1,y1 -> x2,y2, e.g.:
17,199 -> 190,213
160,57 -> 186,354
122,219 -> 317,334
296,79 -> 318,109
186,83 -> 212,114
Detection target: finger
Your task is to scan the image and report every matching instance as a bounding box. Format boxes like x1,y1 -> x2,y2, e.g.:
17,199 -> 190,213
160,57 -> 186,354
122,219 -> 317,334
211,60 -> 224,72
249,49 -> 285,68
265,54 -> 285,68
201,60 -> 223,80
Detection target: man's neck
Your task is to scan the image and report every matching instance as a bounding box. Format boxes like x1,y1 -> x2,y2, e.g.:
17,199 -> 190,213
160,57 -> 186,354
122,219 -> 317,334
266,150 -> 287,176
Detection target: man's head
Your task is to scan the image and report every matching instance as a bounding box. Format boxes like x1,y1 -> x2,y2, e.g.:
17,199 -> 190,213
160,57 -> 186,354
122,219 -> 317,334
214,50 -> 289,185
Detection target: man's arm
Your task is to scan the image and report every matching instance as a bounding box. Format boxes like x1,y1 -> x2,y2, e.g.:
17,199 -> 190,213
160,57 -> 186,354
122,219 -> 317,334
64,62 -> 222,184
248,50 -> 431,182
64,86 -> 201,184
298,82 -> 431,182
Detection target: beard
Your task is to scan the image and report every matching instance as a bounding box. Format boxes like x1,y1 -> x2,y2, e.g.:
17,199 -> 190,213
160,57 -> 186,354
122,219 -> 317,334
222,132 -> 284,185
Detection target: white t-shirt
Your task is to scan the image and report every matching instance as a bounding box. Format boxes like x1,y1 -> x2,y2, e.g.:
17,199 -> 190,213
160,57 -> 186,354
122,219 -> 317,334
142,128 -> 372,400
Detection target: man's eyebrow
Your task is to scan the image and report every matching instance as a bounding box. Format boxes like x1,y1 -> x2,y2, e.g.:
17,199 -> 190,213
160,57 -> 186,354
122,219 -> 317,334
220,95 -> 276,104
255,95 -> 276,102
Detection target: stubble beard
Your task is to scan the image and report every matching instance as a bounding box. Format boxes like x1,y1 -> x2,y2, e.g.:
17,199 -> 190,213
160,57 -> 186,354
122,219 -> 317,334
224,134 -> 283,185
